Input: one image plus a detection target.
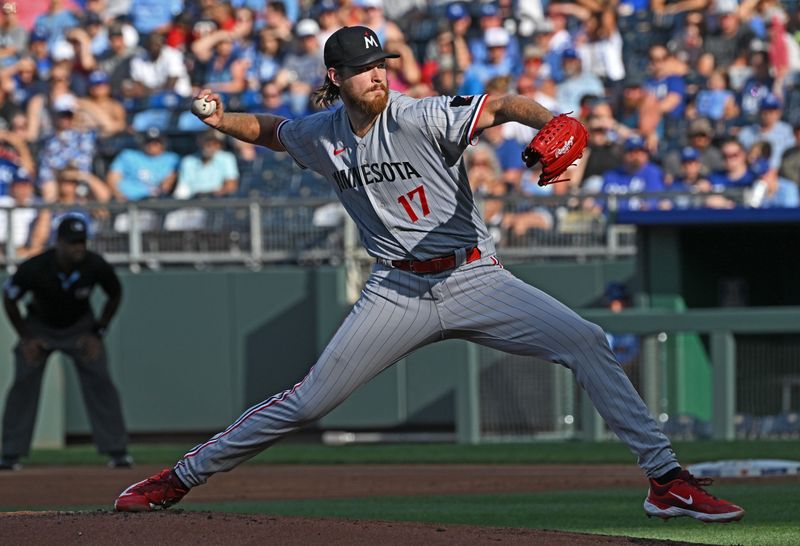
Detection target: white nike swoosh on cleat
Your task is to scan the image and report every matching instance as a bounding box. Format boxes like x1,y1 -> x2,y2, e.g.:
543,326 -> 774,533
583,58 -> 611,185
668,492 -> 693,505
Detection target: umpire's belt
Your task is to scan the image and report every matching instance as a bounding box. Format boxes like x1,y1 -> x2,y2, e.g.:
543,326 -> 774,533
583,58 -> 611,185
378,247 -> 481,274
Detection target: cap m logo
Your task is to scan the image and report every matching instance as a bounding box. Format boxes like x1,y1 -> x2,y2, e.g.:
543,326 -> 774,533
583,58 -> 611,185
364,34 -> 378,48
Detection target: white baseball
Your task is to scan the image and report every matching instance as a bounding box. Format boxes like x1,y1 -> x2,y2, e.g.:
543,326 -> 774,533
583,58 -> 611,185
191,97 -> 217,118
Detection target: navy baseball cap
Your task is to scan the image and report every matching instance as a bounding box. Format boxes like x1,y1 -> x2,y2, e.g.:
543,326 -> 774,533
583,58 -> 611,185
318,0 -> 338,13
562,47 -> 579,60
11,167 -> 33,184
680,146 -> 700,162
479,3 -> 499,17
324,26 -> 399,69
143,126 -> 164,142
623,135 -> 648,152
30,27 -> 48,43
57,216 -> 88,243
88,70 -> 109,86
761,94 -> 782,110
446,2 -> 468,21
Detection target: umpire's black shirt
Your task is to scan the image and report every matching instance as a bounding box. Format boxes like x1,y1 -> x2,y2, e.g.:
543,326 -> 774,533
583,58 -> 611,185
3,249 -> 122,329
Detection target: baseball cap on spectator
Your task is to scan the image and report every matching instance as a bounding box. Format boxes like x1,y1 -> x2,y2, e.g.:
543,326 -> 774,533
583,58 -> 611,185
12,168 -> 32,184
562,47 -> 579,60
715,0 -> 737,14
479,3 -> 499,17
688,118 -> 714,137
533,19 -> 554,35
680,147 -> 701,162
53,94 -> 77,115
523,44 -> 544,60
355,0 -> 383,8
88,70 -> 109,86
317,0 -> 338,13
30,27 -> 47,43
51,40 -> 75,62
84,12 -> 102,26
623,135 -> 648,152
108,23 -> 124,37
761,94 -> 782,110
200,129 -> 226,143
446,2 -> 468,21
57,215 -> 89,243
143,126 -> 164,142
484,27 -> 509,48
295,18 -> 320,38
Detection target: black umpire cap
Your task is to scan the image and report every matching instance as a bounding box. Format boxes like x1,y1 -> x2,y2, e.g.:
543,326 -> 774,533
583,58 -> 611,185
57,216 -> 89,243
324,26 -> 399,69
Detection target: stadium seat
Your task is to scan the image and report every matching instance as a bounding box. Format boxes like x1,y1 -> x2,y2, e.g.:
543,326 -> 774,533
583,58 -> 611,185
131,109 -> 173,131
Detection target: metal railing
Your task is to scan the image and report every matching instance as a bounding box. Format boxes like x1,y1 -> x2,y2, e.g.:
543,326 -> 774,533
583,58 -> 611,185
456,307 -> 800,443
0,189 -> 757,271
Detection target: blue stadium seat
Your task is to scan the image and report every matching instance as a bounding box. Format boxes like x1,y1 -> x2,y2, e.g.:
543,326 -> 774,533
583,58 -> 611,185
131,109 -> 173,131
176,111 -> 209,132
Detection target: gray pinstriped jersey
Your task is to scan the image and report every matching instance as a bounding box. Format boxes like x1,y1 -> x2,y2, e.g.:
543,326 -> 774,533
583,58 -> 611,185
277,91 -> 496,261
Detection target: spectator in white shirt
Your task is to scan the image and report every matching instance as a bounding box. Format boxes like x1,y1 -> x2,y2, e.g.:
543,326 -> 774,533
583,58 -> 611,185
128,31 -> 192,98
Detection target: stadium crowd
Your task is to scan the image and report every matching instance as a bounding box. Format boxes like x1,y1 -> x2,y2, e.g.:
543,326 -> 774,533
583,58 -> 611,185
0,0 -> 799,254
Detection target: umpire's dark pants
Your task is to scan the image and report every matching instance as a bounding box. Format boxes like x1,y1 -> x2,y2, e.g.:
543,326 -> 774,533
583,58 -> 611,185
1,315 -> 128,457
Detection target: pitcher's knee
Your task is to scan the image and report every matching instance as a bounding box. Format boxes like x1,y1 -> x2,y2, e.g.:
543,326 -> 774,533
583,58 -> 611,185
561,320 -> 613,362
290,399 -> 334,425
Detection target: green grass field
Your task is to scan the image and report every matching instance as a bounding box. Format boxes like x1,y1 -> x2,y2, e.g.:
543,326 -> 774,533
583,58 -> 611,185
23,439 -> 800,466
19,440 -> 800,546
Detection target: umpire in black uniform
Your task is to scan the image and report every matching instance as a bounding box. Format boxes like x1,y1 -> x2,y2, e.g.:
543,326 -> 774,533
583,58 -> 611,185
0,215 -> 131,470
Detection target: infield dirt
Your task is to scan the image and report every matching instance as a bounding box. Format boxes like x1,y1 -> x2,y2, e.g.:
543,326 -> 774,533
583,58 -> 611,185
0,464 -> 728,545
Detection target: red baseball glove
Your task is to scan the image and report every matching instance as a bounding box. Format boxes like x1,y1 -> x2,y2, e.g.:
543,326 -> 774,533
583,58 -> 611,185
521,114 -> 589,186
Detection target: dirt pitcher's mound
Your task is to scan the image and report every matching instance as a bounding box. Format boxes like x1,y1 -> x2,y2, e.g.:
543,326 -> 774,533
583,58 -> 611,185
0,511 -> 699,546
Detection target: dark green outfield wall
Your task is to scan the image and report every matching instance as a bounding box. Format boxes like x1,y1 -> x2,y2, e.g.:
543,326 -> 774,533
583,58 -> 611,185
0,260 -> 635,435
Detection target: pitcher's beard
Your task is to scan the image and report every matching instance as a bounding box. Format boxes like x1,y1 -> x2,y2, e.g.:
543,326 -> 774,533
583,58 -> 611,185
348,84 -> 389,116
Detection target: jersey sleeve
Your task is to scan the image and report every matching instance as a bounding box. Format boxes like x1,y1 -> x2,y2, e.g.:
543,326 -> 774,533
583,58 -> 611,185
411,94 -> 488,166
276,115 -> 325,171
3,261 -> 33,301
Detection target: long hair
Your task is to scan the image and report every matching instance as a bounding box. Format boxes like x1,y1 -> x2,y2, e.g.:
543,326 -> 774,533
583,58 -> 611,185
312,74 -> 341,109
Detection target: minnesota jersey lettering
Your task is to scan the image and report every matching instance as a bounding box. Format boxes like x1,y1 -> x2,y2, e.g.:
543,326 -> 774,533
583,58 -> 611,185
332,161 -> 422,191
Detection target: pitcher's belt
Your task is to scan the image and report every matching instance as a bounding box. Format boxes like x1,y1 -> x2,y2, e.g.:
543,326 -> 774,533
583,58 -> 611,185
377,247 -> 481,274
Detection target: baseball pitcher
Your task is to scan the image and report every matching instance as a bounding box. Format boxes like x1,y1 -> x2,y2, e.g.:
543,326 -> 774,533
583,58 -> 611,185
115,26 -> 743,523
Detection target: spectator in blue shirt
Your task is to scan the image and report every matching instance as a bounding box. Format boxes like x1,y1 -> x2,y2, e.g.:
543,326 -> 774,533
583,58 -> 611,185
174,130 -> 239,199
556,48 -> 605,115
468,2 -> 521,73
192,32 -> 249,96
709,138 -> 758,189
33,0 -> 79,49
37,95 -> 96,203
107,128 -> 180,201
738,94 -> 797,171
459,27 -> 514,95
667,147 -> 734,209
130,0 -> 183,36
245,28 -> 285,91
281,19 -> 326,88
738,51 -> 774,126
694,69 -> 738,123
248,81 -> 293,118
755,172 -> 800,208
599,135 -> 665,211
642,45 -> 686,148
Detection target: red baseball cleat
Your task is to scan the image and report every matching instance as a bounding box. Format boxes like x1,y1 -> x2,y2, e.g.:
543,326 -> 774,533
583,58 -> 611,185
644,469 -> 745,523
114,468 -> 190,512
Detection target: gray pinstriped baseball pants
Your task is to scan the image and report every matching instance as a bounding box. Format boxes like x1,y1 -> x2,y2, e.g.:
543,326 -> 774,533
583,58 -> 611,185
175,255 -> 678,487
